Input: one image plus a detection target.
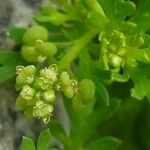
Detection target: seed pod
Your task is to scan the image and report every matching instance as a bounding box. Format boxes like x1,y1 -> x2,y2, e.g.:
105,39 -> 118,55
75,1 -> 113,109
60,71 -> 70,87
23,26 -> 48,46
36,42 -> 57,58
20,85 -> 35,100
43,89 -> 56,104
21,46 -> 38,62
63,85 -> 74,99
79,79 -> 95,104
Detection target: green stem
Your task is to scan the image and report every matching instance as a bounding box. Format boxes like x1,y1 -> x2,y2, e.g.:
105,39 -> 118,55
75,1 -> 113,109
58,30 -> 98,71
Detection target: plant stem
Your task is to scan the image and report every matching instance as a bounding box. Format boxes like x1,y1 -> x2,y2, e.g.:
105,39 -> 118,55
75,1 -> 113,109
58,30 -> 98,71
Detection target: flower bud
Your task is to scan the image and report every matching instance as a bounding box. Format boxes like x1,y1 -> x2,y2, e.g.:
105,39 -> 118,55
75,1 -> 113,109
21,46 -> 38,62
33,77 -> 51,90
36,42 -> 57,58
16,65 -> 36,89
63,85 -> 74,99
109,54 -> 123,68
25,65 -> 36,75
43,89 -> 56,104
33,101 -> 53,123
20,85 -> 35,100
40,67 -> 57,84
60,71 -> 70,87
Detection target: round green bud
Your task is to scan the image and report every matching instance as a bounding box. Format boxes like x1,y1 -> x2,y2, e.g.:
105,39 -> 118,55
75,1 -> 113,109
63,85 -> 74,99
20,85 -> 35,100
60,71 -> 70,87
23,26 -> 48,46
21,46 -> 38,62
79,79 -> 95,104
109,54 -> 123,68
43,89 -> 56,104
36,42 -> 57,58
15,96 -> 26,111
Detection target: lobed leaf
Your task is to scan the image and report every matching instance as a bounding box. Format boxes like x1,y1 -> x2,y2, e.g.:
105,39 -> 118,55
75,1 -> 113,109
0,51 -> 25,84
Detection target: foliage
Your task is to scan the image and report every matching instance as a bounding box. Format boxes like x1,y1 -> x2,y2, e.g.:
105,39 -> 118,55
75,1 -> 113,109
0,0 -> 150,149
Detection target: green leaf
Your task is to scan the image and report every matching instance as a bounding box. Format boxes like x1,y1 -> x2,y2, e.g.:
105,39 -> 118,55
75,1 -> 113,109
49,121 -> 67,143
21,136 -> 35,150
34,6 -> 71,26
111,70 -> 129,82
86,11 -> 109,29
98,0 -> 136,21
7,27 -> 25,44
131,0 -> 150,32
124,63 -> 150,101
37,129 -> 52,150
0,51 -> 25,84
80,99 -> 121,139
87,99 -> 120,129
85,0 -> 106,17
87,136 -> 121,150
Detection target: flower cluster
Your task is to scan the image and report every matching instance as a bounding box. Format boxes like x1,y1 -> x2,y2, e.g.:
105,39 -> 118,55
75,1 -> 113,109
21,26 -> 57,63
99,30 -> 127,70
15,64 -> 78,123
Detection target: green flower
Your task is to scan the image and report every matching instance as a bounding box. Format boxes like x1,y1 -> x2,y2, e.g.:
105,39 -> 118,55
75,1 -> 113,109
16,65 -> 36,89
20,85 -> 35,100
33,101 -> 54,124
